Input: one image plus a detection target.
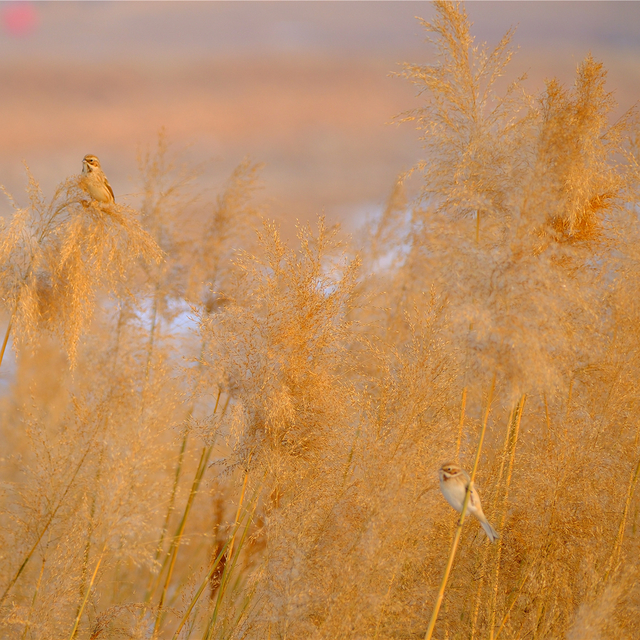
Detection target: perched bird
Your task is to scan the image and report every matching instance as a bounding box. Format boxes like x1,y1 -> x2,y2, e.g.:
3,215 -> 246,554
438,462 -> 500,542
81,154 -> 115,204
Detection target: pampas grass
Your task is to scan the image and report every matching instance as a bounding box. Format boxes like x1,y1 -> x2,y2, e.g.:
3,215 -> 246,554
1,2 -> 640,638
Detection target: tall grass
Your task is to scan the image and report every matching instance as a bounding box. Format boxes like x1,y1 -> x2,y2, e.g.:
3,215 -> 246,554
1,2 -> 640,638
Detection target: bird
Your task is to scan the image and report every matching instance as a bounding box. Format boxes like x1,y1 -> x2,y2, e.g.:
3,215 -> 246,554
81,154 -> 115,204
438,462 -> 500,542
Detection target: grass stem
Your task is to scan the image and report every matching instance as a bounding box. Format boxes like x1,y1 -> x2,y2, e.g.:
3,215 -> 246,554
152,443 -> 213,638
202,454 -> 253,640
0,421 -> 102,607
424,373 -> 496,640
489,394 -> 526,640
66,543 -> 107,640
0,317 -> 13,370
455,386 -> 467,460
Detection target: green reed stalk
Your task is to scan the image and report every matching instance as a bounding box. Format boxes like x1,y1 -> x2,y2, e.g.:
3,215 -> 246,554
424,374 -> 496,640
144,428 -> 190,602
202,456 -> 253,640
171,485 -> 259,640
152,443 -> 213,638
202,504 -> 254,640
149,393 -> 228,620
145,384 -> 218,604
170,536 -> 235,640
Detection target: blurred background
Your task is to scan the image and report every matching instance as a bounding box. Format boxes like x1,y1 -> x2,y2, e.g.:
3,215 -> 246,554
1,1 -> 639,235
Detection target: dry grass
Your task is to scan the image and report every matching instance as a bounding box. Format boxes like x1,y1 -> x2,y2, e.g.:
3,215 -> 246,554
1,2 -> 640,638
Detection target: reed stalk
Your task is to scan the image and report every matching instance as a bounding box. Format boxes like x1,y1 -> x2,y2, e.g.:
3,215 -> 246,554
0,419 -> 104,607
145,384 -> 218,604
494,543 -> 544,640
202,455 -> 253,640
424,374 -> 496,640
66,542 -> 107,640
170,536 -> 235,640
604,455 -> 640,580
455,386 -> 467,460
0,316 -> 13,369
152,443 -> 214,638
75,447 -> 105,637
488,395 -> 526,640
170,480 -> 259,640
20,555 -> 46,640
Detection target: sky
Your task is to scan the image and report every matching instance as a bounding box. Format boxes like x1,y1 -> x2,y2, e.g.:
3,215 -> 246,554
1,1 -> 639,233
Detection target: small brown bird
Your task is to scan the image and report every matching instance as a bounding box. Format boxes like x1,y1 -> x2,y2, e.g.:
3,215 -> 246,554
438,462 -> 500,542
81,154 -> 115,204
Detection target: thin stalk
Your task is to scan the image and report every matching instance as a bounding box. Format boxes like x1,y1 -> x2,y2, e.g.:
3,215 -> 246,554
604,455 -> 640,580
0,421 -> 102,607
143,283 -> 161,389
0,317 -> 13,369
20,555 -> 45,640
222,585 -> 260,640
98,308 -> 130,603
148,392 -> 227,611
469,544 -> 490,640
171,496 -> 258,640
66,542 -> 107,640
137,284 -> 161,436
373,529 -> 411,639
225,454 -> 252,566
202,456 -> 254,640
74,448 -> 105,638
566,379 -> 574,416
144,429 -> 190,601
171,540 -> 233,640
424,374 -> 496,640
494,544 -> 544,640
469,402 -> 513,640
543,392 -> 550,447
203,493 -> 254,640
145,345 -> 214,603
152,443 -> 213,638
502,397 -> 525,496
445,387 -> 467,640
184,603 -> 201,640
455,387 -> 468,460
485,404 -> 514,511
489,395 -> 526,640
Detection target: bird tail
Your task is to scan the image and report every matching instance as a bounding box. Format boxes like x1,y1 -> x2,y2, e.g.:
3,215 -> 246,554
481,520 -> 500,543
